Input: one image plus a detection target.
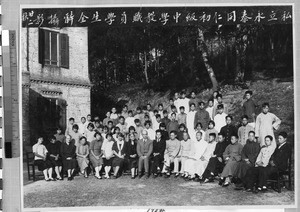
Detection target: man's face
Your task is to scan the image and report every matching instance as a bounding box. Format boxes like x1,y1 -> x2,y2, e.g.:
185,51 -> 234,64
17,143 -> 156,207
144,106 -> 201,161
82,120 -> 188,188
108,123 -> 113,128
226,117 -> 232,125
278,135 -> 286,145
265,137 -> 271,146
190,105 -> 195,111
156,117 -> 161,122
163,113 -> 168,118
218,108 -> 224,114
128,112 -> 133,117
180,108 -> 185,114
123,107 -> 128,112
248,133 -> 255,141
209,136 -> 215,142
87,116 -> 91,121
73,128 -> 78,133
181,93 -> 186,99
231,136 -> 237,144
112,108 -> 116,113
147,105 -> 151,111
170,100 -> 174,105
106,112 -> 111,117
174,93 -> 179,99
183,133 -> 189,141
38,138 -> 43,144
263,106 -> 269,114
246,93 -> 251,100
218,135 -> 224,142
191,92 -> 196,99
196,133 -> 202,141
159,106 -> 163,111
156,132 -> 162,140
95,122 -> 100,128
145,124 -> 150,129
81,118 -> 86,124
120,118 -> 125,124
171,114 -> 176,120
170,133 -> 176,140
208,101 -> 213,107
142,131 -> 148,139
199,104 -> 205,110
242,118 -> 248,126
217,97 -> 222,104
208,123 -> 214,129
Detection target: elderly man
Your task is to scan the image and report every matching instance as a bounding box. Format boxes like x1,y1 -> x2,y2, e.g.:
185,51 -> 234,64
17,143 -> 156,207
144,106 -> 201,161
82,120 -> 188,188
137,129 -> 153,178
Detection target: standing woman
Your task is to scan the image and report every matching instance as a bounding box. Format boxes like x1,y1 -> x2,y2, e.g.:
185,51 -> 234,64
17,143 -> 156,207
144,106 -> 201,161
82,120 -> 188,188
85,123 -> 96,143
126,133 -> 138,179
101,133 -> 115,179
61,135 -> 77,181
90,132 -> 104,179
76,136 -> 89,178
112,133 -> 127,178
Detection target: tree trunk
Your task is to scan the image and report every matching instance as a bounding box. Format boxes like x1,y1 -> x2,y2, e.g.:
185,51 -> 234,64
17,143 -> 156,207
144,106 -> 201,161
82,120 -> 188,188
144,51 -> 149,84
197,28 -> 218,91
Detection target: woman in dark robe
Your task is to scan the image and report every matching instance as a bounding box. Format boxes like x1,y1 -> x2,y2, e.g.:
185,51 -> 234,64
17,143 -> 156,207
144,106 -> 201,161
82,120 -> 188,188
61,135 -> 77,181
126,133 -> 138,179
112,133 -> 127,178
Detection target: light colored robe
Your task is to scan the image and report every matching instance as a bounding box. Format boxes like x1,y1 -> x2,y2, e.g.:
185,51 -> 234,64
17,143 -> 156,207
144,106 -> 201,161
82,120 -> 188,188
214,112 -> 227,132
195,140 -> 217,177
238,124 -> 254,146
186,110 -> 197,135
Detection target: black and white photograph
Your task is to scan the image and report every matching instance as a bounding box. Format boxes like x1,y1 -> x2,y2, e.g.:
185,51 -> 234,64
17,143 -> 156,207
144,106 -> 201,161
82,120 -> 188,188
21,5 -> 295,209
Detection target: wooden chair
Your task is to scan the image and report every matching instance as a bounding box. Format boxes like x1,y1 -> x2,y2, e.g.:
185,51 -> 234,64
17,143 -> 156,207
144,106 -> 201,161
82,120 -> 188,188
267,155 -> 293,193
26,152 -> 43,181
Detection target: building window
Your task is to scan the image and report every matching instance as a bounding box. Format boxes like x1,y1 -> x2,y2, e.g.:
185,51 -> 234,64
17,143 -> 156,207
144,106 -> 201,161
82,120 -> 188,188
39,29 -> 69,69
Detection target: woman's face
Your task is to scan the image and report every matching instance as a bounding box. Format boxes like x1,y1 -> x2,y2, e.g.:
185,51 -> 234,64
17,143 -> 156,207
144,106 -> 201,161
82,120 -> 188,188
130,134 -> 135,141
265,137 -> 271,146
107,135 -> 112,141
118,136 -> 124,142
80,138 -> 86,145
96,134 -> 101,140
209,123 -> 214,129
231,136 -> 237,144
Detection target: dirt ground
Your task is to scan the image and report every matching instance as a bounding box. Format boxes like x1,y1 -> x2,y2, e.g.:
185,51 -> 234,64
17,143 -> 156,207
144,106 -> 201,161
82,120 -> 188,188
23,172 -> 295,208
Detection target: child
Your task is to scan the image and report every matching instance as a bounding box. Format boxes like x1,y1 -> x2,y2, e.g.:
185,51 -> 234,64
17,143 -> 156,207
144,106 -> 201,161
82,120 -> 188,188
69,124 -> 81,147
219,135 -> 243,187
213,104 -> 227,132
78,117 -> 88,135
195,133 -> 217,180
202,133 -> 227,183
101,133 -> 115,179
134,119 -> 144,140
125,110 -> 136,130
103,111 -> 112,126
206,99 -> 214,120
177,131 -> 192,177
194,101 -> 210,130
183,131 -> 207,180
116,116 -> 128,135
255,103 -> 281,147
212,94 -> 228,118
54,127 -> 66,143
162,131 -> 181,177
65,117 -> 75,136
161,110 -> 171,127
205,121 -> 218,142
46,136 -> 63,180
242,90 -> 257,128
33,137 -> 53,181
90,132 -> 104,179
186,103 -> 197,136
76,136 -> 89,178
85,123 -> 96,143
220,115 -> 237,147
167,113 -> 179,136
238,115 -> 254,146
177,106 -> 187,126
110,107 -> 119,126
158,103 -> 164,118
143,120 -> 155,141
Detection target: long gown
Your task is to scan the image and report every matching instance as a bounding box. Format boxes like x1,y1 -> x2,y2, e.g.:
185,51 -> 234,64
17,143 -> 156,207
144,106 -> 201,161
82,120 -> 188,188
221,142 -> 243,178
195,140 -> 217,177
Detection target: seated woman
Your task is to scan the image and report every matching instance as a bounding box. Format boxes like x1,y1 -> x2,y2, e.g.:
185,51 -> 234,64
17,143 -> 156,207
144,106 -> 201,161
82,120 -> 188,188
33,137 -> 53,181
112,133 -> 127,178
61,135 -> 77,181
101,133 -> 115,179
90,132 -> 104,179
76,136 -> 89,178
219,135 -> 243,187
126,133 -> 138,179
46,136 -> 63,180
112,127 -> 121,141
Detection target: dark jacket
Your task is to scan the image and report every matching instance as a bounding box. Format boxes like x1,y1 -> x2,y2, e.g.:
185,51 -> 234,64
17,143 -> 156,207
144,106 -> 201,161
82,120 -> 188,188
136,138 -> 153,157
220,124 -> 238,146
270,142 -> 292,172
194,109 -> 210,130
152,138 -> 166,156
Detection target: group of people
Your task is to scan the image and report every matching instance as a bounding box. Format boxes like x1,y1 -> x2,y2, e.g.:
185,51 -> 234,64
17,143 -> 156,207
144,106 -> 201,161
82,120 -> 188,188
32,90 -> 292,193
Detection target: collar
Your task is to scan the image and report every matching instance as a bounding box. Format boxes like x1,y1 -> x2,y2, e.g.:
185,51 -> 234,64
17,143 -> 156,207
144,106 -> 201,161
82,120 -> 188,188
278,142 -> 286,149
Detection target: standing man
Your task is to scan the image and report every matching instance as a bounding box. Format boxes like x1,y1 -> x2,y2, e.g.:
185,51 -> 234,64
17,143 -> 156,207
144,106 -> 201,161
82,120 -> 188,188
137,130 -> 153,179
238,115 -> 254,146
194,101 -> 210,130
242,90 -> 258,128
220,115 -> 238,147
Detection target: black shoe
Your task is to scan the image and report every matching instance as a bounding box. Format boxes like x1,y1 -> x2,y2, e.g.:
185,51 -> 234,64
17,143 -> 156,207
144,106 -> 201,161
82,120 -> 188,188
222,182 -> 230,187
174,173 -> 180,178
67,177 -> 71,181
218,178 -> 225,186
153,174 -> 158,178
131,176 -> 135,179
139,175 -> 143,179
112,175 -> 117,179
164,174 -> 170,178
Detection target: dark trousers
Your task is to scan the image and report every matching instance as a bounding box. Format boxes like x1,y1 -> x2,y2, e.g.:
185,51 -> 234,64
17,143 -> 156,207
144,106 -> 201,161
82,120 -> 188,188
202,157 -> 224,179
152,155 -> 164,174
243,166 -> 269,189
138,156 -> 150,175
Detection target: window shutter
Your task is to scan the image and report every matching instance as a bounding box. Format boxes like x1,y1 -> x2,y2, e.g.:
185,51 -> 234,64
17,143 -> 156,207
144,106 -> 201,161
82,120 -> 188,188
38,28 -> 45,67
60,33 -> 69,69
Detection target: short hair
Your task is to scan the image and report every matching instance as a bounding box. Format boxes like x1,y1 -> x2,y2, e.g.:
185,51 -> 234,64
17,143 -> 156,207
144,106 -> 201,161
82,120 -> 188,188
265,135 -> 273,141
171,105 -> 177,109
136,107 -> 141,111
117,133 -> 125,139
119,116 -> 125,120
69,117 -> 75,121
156,114 -> 161,119
248,131 -> 255,136
170,131 -> 177,135
226,115 -> 233,120
196,131 -> 203,136
279,131 -> 288,139
195,122 -> 203,128
262,103 -> 270,108
79,136 -> 87,144
72,124 -> 79,130
128,110 -> 133,114
241,115 -> 249,120
103,126 -> 109,131
57,127 -> 62,131
179,123 -> 186,129
163,110 -> 168,114
209,133 -> 216,139
217,104 -> 224,109
218,133 -> 225,137
94,131 -> 102,138
107,120 -> 113,125
144,120 -> 152,126
179,106 -> 185,110
81,116 -> 86,120
87,114 -> 91,117
153,109 -> 158,113
171,112 -> 176,116
231,134 -> 239,139
49,135 -> 56,141
113,127 -> 120,133
208,120 -> 215,127
190,103 -> 196,107
216,94 -> 223,99
123,105 -> 128,109
208,99 -> 214,103
128,126 -> 136,132
245,90 -> 253,95
169,98 -> 174,101
158,103 -> 163,107
159,123 -> 166,128
106,133 -> 113,139
198,101 -> 205,106
87,123 -> 94,129
155,129 -> 162,134
147,103 -> 151,107
134,119 -> 140,123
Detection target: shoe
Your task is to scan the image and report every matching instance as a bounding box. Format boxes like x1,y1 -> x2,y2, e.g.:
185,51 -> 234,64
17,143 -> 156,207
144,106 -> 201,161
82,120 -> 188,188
45,178 -> 50,182
131,176 -> 135,179
49,178 -> 56,181
203,178 -> 209,183
164,174 -> 170,178
139,175 -> 143,179
112,175 -> 117,179
262,186 -> 267,191
246,188 -> 252,192
175,173 -> 180,178
218,178 -> 225,186
67,177 -> 71,181
56,177 -> 63,181
153,174 -> 158,178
